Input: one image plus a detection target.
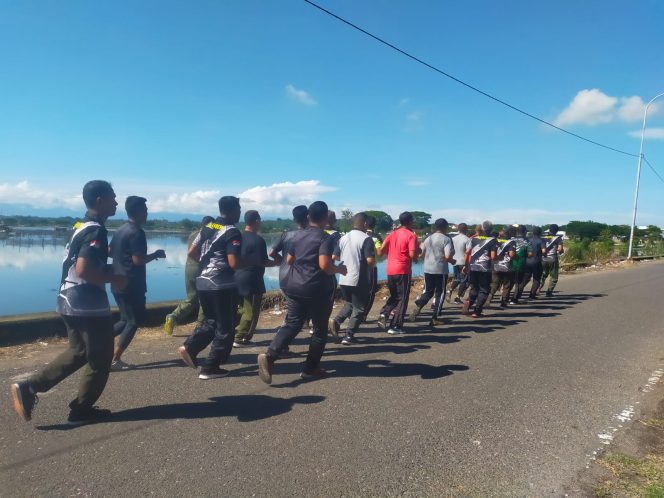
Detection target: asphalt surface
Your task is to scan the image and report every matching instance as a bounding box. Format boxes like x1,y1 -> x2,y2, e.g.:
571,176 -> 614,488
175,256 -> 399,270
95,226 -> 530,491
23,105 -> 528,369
2,261 -> 664,497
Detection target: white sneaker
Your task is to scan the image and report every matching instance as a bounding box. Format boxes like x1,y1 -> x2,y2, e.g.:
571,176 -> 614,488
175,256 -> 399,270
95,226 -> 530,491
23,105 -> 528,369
387,327 -> 405,335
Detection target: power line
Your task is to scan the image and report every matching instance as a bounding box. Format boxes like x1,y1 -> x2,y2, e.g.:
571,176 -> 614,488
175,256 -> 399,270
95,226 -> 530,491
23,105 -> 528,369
302,0 -> 639,159
642,155 -> 664,185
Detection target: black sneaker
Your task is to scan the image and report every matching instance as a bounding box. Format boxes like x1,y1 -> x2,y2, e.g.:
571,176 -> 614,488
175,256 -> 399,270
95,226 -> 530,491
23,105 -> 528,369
341,335 -> 353,345
11,381 -> 37,422
67,406 -> 111,425
257,353 -> 274,385
198,367 -> 230,380
409,305 -> 423,322
546,291 -> 553,297
453,297 -> 462,304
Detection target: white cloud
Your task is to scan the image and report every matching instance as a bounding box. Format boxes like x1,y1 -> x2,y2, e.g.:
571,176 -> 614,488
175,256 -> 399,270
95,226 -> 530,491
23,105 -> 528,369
554,89 -> 660,127
0,181 -> 82,210
149,190 -> 221,214
627,127 -> 664,140
399,97 -> 410,106
285,84 -> 318,106
238,180 -> 336,215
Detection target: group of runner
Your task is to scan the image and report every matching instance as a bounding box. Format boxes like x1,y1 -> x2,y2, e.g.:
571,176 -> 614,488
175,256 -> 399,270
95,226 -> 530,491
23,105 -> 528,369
10,180 -> 564,424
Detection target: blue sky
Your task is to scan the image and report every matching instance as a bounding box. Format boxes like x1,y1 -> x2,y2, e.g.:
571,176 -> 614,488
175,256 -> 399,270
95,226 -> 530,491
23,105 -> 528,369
1,0 -> 663,225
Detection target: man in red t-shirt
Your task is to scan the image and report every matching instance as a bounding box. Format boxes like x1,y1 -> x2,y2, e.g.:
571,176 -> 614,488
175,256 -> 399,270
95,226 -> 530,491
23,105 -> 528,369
377,212 -> 420,334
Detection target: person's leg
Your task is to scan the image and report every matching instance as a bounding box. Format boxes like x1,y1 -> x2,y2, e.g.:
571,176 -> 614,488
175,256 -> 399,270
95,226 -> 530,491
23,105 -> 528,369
70,316 -> 114,411
171,263 -> 200,324
245,293 -> 263,341
541,261 -> 551,291
234,294 -> 253,342
304,293 -> 334,373
501,273 -> 515,305
392,274 -> 411,329
28,315 -> 89,394
365,267 -> 379,316
380,276 -> 399,325
457,268 -> 470,300
334,285 -> 354,325
267,296 -> 307,358
114,293 -> 145,361
112,293 -> 128,336
415,273 -> 436,309
432,274 -> 447,319
516,267 -> 533,301
546,261 -> 560,293
473,272 -> 492,315
345,286 -> 369,338
530,263 -> 543,298
467,271 -> 480,307
183,290 -> 217,358
202,289 -> 238,369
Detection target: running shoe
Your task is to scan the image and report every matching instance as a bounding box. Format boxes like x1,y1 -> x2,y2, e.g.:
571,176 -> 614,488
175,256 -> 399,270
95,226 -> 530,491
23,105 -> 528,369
111,359 -> 132,371
67,406 -> 111,425
11,381 -> 37,422
164,314 -> 176,335
471,312 -> 483,318
387,327 -> 405,335
177,346 -> 197,369
546,291 -> 553,297
341,335 -> 353,345
198,367 -> 230,380
328,318 -> 340,337
409,305 -> 423,322
257,353 -> 274,385
376,314 -> 387,330
429,318 -> 440,327
300,367 -> 329,379
453,297 -> 462,304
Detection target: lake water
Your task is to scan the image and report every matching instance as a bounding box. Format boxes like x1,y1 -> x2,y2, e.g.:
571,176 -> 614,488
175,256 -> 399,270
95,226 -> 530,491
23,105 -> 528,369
0,230 -> 423,316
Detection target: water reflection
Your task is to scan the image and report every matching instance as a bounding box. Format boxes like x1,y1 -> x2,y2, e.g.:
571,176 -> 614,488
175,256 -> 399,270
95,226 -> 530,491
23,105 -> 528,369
0,231 -> 422,316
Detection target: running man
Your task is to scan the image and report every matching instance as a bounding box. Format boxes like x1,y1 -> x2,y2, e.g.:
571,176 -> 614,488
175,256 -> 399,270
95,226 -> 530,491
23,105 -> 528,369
233,210 -> 276,347
541,224 -> 565,297
177,196 -> 243,380
488,226 -> 517,308
270,205 -> 309,286
515,226 -> 546,301
110,196 -> 166,368
364,215 -> 383,316
164,216 -> 214,335
330,212 -> 376,345
410,218 -> 455,326
11,180 -> 127,424
463,221 -> 498,318
377,212 -> 420,334
257,201 -> 347,384
448,223 -> 472,304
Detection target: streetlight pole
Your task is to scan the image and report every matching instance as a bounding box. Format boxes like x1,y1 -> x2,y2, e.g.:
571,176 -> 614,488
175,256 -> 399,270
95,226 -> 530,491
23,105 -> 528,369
627,92 -> 664,259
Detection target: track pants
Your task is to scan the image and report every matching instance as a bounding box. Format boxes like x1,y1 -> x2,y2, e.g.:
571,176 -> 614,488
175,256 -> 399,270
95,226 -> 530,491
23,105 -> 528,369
113,292 -> 147,352
335,284 -> 370,337
415,273 -> 448,318
516,262 -> 543,300
541,260 -> 560,293
380,274 -> 412,329
468,270 -> 491,314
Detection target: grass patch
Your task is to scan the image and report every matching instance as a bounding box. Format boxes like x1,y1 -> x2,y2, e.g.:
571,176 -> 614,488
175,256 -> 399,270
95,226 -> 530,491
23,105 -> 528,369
594,451 -> 664,497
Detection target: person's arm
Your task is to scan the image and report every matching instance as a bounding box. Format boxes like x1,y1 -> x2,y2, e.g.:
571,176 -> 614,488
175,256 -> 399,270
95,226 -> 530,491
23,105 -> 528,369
377,233 -> 391,257
76,231 -> 127,289
490,249 -> 497,260
260,238 -> 278,267
558,241 -> 565,255
319,254 -> 347,275
445,242 -> 456,264
269,232 -> 285,263
362,237 -> 376,267
132,251 -> 166,265
226,231 -> 242,270
188,231 -> 203,261
409,233 -> 419,263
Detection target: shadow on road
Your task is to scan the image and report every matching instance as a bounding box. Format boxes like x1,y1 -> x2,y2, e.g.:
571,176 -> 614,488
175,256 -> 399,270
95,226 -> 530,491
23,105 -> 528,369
35,394 -> 325,431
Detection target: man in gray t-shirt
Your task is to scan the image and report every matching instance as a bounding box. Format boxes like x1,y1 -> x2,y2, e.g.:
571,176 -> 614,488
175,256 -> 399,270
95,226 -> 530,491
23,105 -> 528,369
449,223 -> 472,303
410,218 -> 455,326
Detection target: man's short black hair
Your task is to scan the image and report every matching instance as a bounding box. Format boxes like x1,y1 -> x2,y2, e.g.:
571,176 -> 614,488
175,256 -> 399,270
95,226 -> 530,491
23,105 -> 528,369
218,196 -> 240,215
125,196 -> 147,218
434,218 -> 448,232
507,226 -> 517,238
458,222 -> 468,233
244,210 -> 261,225
292,205 -> 308,225
549,224 -> 559,235
327,210 -> 337,226
82,180 -> 114,209
201,216 -> 214,226
533,226 -> 543,236
399,211 -> 413,226
308,201 -> 329,224
354,212 -> 368,226
519,224 -> 528,237
366,215 -> 377,229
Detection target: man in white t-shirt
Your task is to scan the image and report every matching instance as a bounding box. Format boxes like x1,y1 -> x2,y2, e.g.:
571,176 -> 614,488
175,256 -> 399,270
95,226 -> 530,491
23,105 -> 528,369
448,223 -> 472,304
330,213 -> 376,345
410,218 -> 455,326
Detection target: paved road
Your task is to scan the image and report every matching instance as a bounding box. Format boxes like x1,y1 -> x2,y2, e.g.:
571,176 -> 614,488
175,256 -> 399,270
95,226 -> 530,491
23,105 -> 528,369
2,262 -> 664,497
